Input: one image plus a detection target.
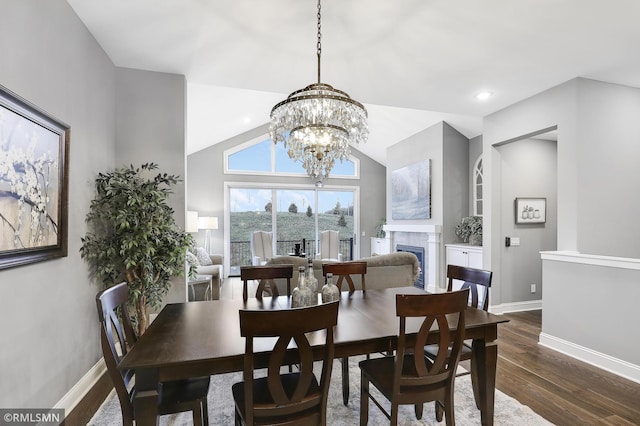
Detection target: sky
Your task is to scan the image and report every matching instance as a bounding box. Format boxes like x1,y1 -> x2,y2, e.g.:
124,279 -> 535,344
228,137 -> 356,213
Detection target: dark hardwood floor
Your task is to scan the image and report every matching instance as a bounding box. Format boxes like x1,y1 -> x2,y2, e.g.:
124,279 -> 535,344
495,310 -> 640,425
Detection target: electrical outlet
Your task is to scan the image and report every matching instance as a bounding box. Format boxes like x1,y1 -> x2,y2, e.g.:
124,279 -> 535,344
530,284 -> 536,293
362,231 -> 366,236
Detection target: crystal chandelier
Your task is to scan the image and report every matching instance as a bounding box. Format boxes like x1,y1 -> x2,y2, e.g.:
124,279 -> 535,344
270,0 -> 368,184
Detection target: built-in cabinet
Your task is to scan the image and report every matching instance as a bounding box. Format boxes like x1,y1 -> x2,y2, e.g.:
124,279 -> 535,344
445,243 -> 483,269
370,237 -> 391,255
446,243 -> 483,289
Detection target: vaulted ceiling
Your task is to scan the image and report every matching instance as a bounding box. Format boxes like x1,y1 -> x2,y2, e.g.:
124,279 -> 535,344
67,0 -> 640,164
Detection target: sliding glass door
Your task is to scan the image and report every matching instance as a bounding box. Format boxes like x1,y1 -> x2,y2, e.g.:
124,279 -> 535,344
228,185 -> 357,274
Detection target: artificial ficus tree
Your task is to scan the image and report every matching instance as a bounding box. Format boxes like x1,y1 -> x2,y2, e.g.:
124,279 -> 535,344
80,163 -> 192,335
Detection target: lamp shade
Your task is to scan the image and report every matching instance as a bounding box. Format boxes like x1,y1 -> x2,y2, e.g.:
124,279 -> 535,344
198,216 -> 218,230
186,211 -> 199,233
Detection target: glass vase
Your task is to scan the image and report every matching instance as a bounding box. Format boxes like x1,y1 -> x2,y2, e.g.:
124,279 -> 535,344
292,266 -> 313,308
322,273 -> 340,303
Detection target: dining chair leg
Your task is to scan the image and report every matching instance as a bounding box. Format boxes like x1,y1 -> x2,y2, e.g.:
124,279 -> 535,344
192,405 -> 203,426
202,398 -> 209,426
435,400 -> 444,422
360,372 -> 369,426
390,402 -> 399,426
471,350 -> 481,409
414,403 -> 423,420
341,356 -> 350,405
444,386 -> 455,426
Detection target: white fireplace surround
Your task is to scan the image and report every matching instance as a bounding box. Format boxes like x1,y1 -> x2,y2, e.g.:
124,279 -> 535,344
383,224 -> 441,292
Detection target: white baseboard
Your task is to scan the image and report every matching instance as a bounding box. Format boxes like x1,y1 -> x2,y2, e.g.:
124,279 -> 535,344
54,358 -> 107,413
489,299 -> 542,314
539,333 -> 640,385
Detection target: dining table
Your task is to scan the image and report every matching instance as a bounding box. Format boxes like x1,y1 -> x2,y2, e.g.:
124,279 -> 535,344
119,286 -> 509,425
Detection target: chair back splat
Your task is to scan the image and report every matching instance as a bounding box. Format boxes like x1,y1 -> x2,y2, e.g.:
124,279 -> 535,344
446,264 -> 493,311
232,301 -> 339,425
240,264 -> 294,302
359,289 -> 470,425
322,261 -> 367,295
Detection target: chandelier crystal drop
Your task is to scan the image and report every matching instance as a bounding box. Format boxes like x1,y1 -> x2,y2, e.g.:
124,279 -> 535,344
269,0 -> 368,184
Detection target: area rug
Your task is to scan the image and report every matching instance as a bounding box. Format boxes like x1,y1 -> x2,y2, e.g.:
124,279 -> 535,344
89,356 -> 553,425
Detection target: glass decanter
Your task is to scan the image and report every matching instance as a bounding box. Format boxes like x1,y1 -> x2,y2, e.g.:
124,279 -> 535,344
322,272 -> 340,303
306,258 -> 319,304
292,266 -> 313,308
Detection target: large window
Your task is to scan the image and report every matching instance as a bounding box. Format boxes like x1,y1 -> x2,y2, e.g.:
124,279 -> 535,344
227,185 -> 357,272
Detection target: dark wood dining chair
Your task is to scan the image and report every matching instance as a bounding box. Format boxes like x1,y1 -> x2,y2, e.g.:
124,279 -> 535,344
240,264 -> 294,302
424,264 -> 493,417
321,260 -> 367,406
322,261 -> 367,295
359,289 -> 470,425
96,282 -> 210,426
232,301 -> 339,425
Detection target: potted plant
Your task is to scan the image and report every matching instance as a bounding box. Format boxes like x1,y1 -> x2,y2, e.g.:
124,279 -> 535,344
375,218 -> 386,238
80,163 -> 192,335
455,216 -> 483,246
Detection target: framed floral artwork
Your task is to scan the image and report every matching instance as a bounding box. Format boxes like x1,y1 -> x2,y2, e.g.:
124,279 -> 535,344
0,84 -> 70,270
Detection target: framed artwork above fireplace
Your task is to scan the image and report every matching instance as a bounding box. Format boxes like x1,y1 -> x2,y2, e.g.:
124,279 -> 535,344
391,160 -> 431,220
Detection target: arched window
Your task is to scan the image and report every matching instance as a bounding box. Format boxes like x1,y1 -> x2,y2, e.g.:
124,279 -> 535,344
225,134 -> 358,178
473,155 -> 483,216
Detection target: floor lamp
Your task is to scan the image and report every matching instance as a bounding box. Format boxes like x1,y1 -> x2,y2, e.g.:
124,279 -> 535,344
198,216 -> 218,254
186,211 -> 199,233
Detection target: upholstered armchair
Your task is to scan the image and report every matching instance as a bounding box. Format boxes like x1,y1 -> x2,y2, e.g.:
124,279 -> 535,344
316,230 -> 342,261
250,231 -> 274,266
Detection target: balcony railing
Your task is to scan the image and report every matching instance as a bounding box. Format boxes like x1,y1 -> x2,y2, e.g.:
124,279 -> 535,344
230,238 -> 354,273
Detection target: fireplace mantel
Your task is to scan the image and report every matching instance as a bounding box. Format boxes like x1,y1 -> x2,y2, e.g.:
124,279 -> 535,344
382,224 -> 442,292
383,224 -> 441,234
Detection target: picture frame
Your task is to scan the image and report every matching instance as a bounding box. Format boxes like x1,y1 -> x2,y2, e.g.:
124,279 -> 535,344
515,197 -> 546,224
0,84 -> 70,270
391,160 -> 431,220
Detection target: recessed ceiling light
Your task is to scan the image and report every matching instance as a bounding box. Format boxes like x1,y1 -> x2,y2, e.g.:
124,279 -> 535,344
243,117 -> 251,124
475,92 -> 493,101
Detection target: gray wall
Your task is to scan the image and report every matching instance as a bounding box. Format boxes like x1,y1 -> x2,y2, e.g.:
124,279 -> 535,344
575,80 -> 640,256
484,77 -> 640,305
0,0 -> 116,408
386,121 -> 469,244
443,123 -> 470,245
0,1 -> 187,408
497,138 -> 557,303
115,68 -> 187,303
187,124 -> 386,259
542,257 -> 640,369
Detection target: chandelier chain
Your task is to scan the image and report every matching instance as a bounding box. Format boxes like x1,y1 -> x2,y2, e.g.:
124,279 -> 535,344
269,0 -> 368,184
317,0 -> 322,83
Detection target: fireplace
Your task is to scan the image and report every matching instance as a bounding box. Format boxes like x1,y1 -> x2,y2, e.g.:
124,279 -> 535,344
396,244 -> 425,289
383,224 -> 441,292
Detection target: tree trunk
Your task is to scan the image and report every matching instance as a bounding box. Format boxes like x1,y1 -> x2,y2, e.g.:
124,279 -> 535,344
135,298 -> 148,336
